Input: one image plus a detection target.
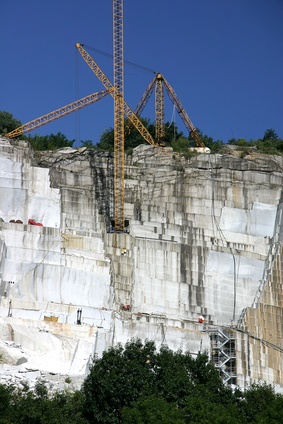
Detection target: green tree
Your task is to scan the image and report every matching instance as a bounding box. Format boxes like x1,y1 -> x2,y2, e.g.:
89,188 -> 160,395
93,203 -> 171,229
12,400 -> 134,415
153,345 -> 196,403
7,382 -> 86,424
0,383 -> 13,421
255,138 -> 279,155
2,343 -> 283,423
227,138 -> 237,145
81,339 -> 231,424
227,130 -> 282,155
98,117 -> 155,153
0,111 -> 22,135
241,383 -> 277,423
262,129 -> 278,141
184,396 -> 242,424
257,128 -> 283,154
97,118 -> 185,154
80,140 -> 96,148
82,339 -> 157,424
122,396 -> 185,424
201,135 -> 223,153
29,132 -> 74,151
163,122 -> 184,143
171,136 -> 191,154
254,393 -> 283,423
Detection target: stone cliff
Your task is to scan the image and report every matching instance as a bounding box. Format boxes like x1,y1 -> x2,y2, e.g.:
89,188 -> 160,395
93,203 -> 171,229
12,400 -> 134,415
0,136 -> 283,390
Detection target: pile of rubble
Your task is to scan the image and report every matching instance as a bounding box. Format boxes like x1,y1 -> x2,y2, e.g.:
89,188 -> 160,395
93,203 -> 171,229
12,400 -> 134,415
0,363 -> 84,394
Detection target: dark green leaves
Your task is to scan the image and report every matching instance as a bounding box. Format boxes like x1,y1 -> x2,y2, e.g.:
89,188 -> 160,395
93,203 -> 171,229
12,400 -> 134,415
28,132 -> 75,151
0,111 -> 22,135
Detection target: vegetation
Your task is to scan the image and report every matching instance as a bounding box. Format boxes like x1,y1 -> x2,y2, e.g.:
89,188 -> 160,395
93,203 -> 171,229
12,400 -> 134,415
0,111 -> 22,135
0,111 -> 75,151
97,119 -> 185,154
0,381 -> 86,424
0,111 -> 282,156
96,123 -> 283,157
27,132 -> 75,151
0,339 -> 283,423
228,129 -> 283,155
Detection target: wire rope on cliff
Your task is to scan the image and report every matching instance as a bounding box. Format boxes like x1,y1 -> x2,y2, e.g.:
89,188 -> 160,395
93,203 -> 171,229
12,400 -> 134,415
225,325 -> 283,354
208,155 -> 238,323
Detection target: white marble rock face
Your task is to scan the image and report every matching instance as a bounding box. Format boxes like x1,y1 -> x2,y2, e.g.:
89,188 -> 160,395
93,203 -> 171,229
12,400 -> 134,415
0,137 -> 283,391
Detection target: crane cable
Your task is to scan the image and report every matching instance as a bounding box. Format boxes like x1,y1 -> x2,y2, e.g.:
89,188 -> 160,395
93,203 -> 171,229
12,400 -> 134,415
82,44 -> 156,75
167,105 -> 176,141
209,154 -> 238,323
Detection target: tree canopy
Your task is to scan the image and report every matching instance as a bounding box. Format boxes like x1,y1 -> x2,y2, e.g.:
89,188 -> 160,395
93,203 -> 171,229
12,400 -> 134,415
227,128 -> 283,155
97,118 -> 184,154
0,111 -> 22,135
80,339 -> 283,424
1,111 -> 282,156
0,339 -> 283,423
28,132 -> 75,151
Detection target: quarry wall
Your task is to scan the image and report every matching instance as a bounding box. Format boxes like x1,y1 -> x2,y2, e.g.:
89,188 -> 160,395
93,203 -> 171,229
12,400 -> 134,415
0,136 -> 283,390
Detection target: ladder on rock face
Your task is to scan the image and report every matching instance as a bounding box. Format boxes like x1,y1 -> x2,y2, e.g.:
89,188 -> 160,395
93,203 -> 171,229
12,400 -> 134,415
209,329 -> 237,385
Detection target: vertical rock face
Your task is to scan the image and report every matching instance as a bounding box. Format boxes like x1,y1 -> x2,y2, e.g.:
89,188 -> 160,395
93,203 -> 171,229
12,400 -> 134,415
0,138 -> 283,390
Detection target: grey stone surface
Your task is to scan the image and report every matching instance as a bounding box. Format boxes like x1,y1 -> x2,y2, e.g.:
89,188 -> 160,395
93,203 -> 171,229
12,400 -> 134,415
0,137 -> 283,390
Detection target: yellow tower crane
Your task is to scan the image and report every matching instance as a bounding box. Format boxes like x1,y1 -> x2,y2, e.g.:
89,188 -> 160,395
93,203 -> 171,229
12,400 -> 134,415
76,11 -> 165,232
7,0 -> 206,232
75,44 -> 155,147
75,0 -> 156,232
113,0 -> 125,232
7,0 -> 158,234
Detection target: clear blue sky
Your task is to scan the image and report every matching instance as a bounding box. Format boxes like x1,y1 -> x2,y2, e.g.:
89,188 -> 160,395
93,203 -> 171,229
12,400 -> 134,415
1,0 -> 282,146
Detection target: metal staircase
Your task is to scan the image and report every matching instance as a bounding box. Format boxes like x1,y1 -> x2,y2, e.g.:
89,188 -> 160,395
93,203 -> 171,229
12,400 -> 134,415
210,329 -> 237,385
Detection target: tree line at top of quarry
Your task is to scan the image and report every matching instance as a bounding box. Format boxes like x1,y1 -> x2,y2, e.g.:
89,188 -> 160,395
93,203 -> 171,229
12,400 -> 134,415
1,111 -> 283,158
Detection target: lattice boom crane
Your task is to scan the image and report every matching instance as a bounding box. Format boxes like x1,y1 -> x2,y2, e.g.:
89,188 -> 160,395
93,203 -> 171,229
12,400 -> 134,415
113,0 -> 125,231
75,44 -> 155,147
134,73 -> 206,148
6,89 -> 112,139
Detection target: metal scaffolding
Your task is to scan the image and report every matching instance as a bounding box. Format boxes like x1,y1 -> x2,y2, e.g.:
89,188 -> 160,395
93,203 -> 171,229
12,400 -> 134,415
210,328 -> 237,385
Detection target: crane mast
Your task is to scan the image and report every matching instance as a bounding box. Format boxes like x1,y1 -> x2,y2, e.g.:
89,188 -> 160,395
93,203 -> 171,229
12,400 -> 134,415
131,74 -> 165,143
155,73 -> 165,142
134,73 -> 205,148
113,0 -> 125,231
7,2 -> 206,235
75,44 -> 155,147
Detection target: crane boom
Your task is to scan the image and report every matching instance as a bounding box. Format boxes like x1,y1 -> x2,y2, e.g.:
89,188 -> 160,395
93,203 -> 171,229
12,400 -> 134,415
6,89 -> 112,139
124,77 -> 156,138
133,74 -> 165,143
75,43 -> 156,147
134,76 -> 156,116
162,75 -> 205,148
134,73 -> 205,148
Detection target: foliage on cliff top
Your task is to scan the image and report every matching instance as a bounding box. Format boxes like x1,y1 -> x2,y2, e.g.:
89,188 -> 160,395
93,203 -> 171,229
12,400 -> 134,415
228,128 -> 283,156
94,124 -> 283,157
0,111 -> 22,135
1,111 -> 282,156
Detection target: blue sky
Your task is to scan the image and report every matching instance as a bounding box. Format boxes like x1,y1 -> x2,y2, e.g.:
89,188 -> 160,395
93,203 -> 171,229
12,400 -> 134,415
1,0 -> 282,146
